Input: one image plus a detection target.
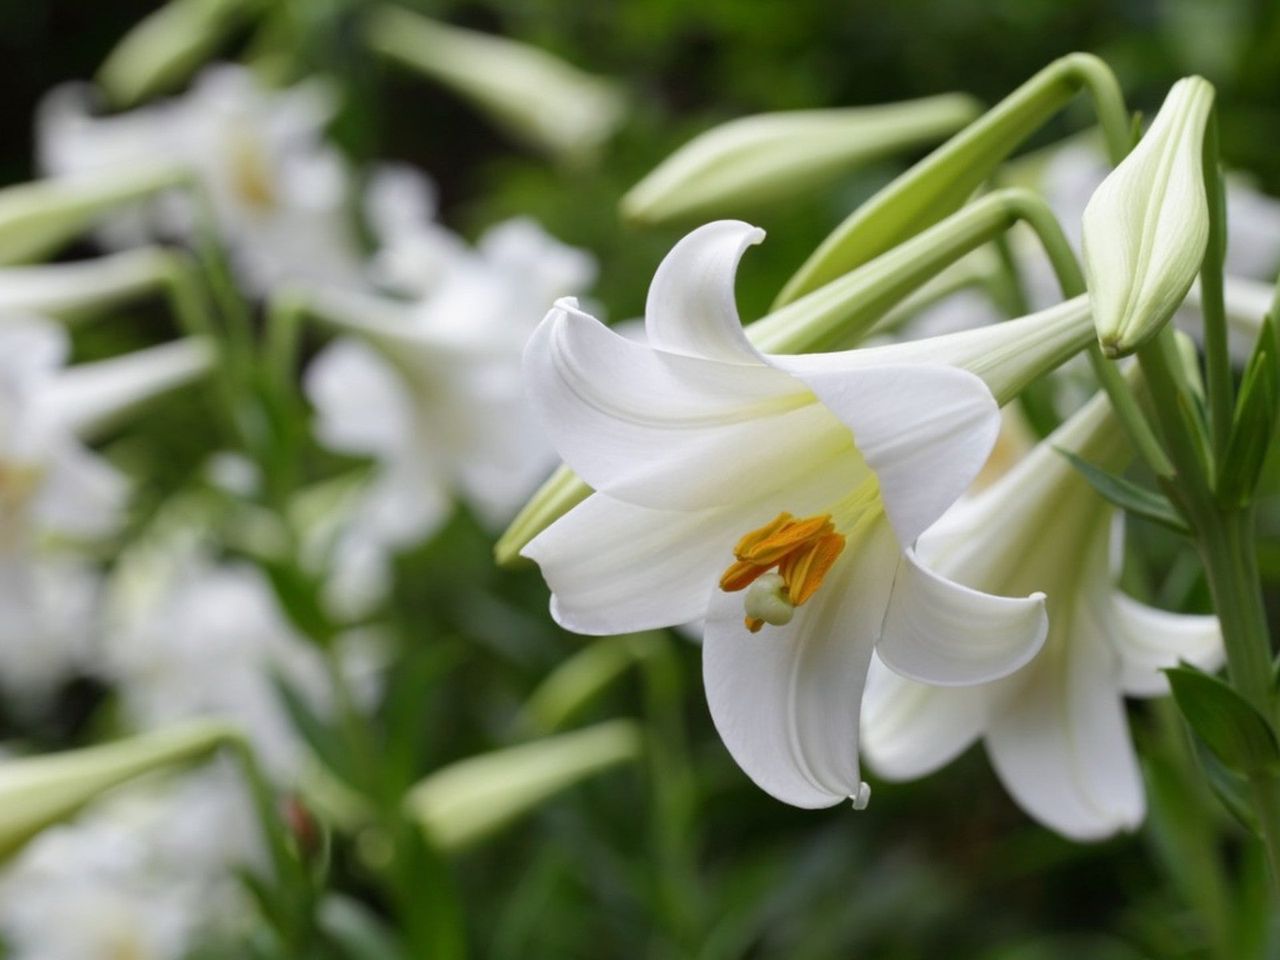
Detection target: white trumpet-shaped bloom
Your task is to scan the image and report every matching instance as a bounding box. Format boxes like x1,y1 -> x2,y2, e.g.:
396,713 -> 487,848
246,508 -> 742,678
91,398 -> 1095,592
0,322 -> 208,708
305,211 -> 595,616
522,220 -> 1063,808
0,763 -> 259,960
0,318 -> 192,705
862,389 -> 1223,840
38,65 -> 362,293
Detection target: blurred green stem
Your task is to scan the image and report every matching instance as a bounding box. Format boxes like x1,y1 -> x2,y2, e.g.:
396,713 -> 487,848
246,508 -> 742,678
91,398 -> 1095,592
1194,508 -> 1280,898
641,637 -> 707,955
1198,109 -> 1233,467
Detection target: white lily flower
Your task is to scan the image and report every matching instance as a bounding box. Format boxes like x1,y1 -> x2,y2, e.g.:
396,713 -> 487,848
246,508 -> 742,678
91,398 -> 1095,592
862,389 -> 1223,840
305,214 -> 595,616
0,318 -> 209,707
38,65 -> 363,294
104,551 -> 334,779
517,220 -> 1102,809
1082,76 -> 1215,356
0,762 -> 260,960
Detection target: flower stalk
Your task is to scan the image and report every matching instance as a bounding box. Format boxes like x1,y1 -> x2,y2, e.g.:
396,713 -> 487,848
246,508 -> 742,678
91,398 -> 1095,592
775,52 -> 1132,305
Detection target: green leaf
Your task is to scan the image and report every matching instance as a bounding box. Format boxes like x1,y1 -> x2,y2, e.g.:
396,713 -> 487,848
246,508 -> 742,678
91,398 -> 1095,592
1059,449 -> 1190,534
1220,313 -> 1280,506
1167,665 -> 1280,776
1190,738 -> 1259,836
270,673 -> 359,792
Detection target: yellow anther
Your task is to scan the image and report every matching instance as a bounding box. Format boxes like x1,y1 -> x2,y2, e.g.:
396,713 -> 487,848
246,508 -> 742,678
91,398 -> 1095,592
720,511 -> 846,629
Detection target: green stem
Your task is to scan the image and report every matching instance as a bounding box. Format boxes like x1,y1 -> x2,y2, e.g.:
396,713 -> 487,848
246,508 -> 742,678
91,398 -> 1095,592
1199,108 -> 1234,472
775,52 -> 1131,304
1088,345 -> 1177,478
1193,508 -> 1280,896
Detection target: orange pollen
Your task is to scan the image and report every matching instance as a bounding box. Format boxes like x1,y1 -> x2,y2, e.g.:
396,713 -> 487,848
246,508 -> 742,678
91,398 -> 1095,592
718,511 -> 846,612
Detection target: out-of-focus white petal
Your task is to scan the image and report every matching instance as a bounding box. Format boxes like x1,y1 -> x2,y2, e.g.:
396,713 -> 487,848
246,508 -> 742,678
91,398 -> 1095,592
524,300 -> 863,512
305,339 -> 416,459
878,549 -> 1046,685
702,523 -> 898,808
986,593 -> 1145,841
644,220 -> 765,364
48,338 -> 213,440
1106,592 -> 1223,697
861,657 -> 987,780
30,444 -> 127,540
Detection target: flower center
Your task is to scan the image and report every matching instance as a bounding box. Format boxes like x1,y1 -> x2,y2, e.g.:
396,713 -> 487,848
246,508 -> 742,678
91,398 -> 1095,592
228,130 -> 277,212
0,460 -> 41,515
719,511 -> 846,633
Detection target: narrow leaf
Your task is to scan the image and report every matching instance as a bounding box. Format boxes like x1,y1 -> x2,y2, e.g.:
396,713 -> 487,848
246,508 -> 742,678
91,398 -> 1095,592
1059,449 -> 1190,533
1167,664 -> 1280,775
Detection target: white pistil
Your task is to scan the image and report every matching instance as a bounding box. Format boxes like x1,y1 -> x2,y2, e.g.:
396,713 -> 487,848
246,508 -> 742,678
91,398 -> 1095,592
744,572 -> 795,627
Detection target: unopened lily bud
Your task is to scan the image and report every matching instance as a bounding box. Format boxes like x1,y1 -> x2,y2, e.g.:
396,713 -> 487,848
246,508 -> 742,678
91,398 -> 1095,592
97,0 -> 259,107
0,721 -> 237,862
1083,76 -> 1215,357
0,166 -> 187,265
404,720 -> 641,850
0,248 -> 175,319
366,6 -> 624,163
622,95 -> 980,225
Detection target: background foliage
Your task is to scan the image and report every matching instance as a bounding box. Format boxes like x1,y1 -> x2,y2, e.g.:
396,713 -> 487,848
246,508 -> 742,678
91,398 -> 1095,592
3,1 -> 1279,957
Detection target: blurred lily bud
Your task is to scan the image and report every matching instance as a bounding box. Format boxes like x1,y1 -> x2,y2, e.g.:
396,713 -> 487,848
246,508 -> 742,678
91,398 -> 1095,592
622,95 -> 979,226
366,6 -> 624,164
1083,76 -> 1215,357
98,0 -> 260,107
0,721 -> 238,862
0,166 -> 187,265
404,720 -> 642,850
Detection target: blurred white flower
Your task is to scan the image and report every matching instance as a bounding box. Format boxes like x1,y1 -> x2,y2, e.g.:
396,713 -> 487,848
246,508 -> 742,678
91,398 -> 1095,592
0,762 -> 260,960
38,64 -> 363,294
304,201 -> 596,616
105,552 -> 332,779
0,321 -> 117,705
519,221 -> 1089,809
862,389 -> 1224,840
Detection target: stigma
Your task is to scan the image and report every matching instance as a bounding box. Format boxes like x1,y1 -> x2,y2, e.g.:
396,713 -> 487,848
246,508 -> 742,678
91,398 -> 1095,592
719,511 -> 846,633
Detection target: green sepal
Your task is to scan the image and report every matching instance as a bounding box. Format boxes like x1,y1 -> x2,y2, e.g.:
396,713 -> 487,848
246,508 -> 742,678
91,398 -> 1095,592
1218,312 -> 1280,506
1059,448 -> 1190,534
1167,664 -> 1280,776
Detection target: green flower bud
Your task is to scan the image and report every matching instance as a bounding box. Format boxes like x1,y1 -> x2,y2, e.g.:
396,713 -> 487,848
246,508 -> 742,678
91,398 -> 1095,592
404,721 -> 642,850
0,721 -> 238,862
622,96 -> 979,226
1083,77 -> 1215,357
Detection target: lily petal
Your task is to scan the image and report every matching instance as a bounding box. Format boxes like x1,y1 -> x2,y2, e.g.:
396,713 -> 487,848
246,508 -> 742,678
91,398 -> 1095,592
1106,591 -> 1223,697
525,300 -> 864,511
985,594 -> 1144,841
879,549 -> 1047,685
31,443 -> 127,540
702,522 -> 898,808
48,338 -> 213,440
525,493 -> 747,634
644,220 -> 765,364
306,339 -> 416,459
861,657 -> 988,780
773,357 -> 1000,544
